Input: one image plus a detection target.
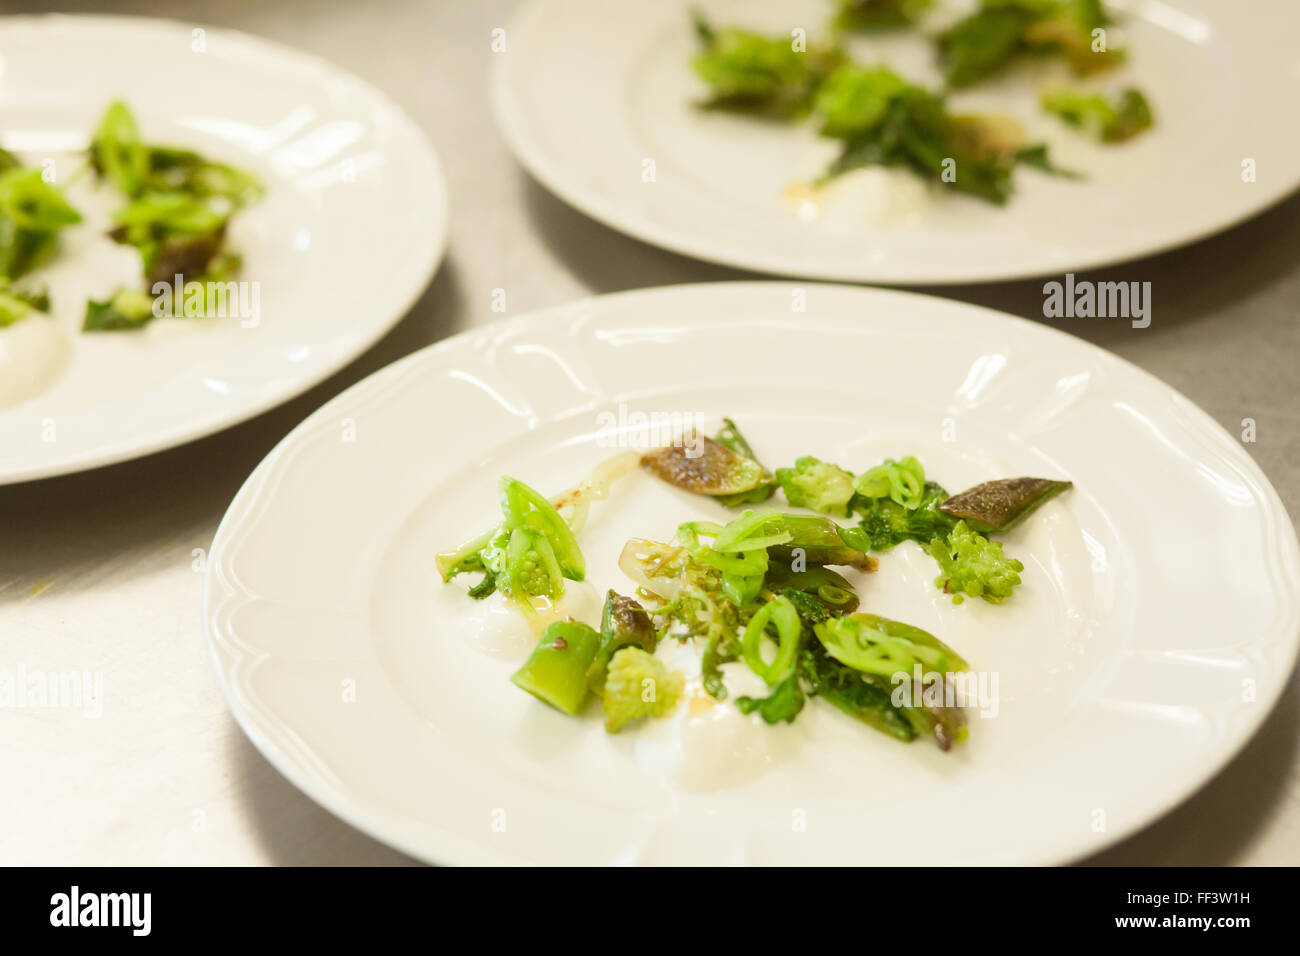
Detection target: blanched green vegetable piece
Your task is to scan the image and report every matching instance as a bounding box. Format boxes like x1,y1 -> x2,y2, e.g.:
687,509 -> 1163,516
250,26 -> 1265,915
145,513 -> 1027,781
691,15 -> 844,118
736,670 -> 805,724
814,612 -> 967,677
89,100 -> 149,197
834,0 -> 933,31
1042,87 -> 1152,142
845,480 -> 955,552
740,595 -> 802,685
814,613 -> 969,748
641,435 -> 766,496
800,643 -> 916,741
713,418 -> 778,507
83,288 -> 156,332
767,514 -> 876,570
776,456 -> 856,516
0,281 -> 49,327
0,167 -> 83,280
854,455 -> 926,508
603,647 -> 683,732
511,620 -> 600,716
764,564 -> 859,614
927,520 -> 1024,604
587,591 -> 657,694
109,192 -> 229,287
499,476 -> 585,581
939,476 -> 1072,533
90,101 -> 263,206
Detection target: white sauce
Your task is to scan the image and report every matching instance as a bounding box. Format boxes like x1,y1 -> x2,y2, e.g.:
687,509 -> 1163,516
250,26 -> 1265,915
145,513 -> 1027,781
0,316 -> 70,410
459,582 -> 601,659
633,638 -> 797,791
788,167 -> 933,227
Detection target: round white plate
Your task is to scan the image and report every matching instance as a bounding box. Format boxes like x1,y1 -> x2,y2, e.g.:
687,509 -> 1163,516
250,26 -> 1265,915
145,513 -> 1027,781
493,0 -> 1300,284
205,282 -> 1299,866
0,15 -> 448,484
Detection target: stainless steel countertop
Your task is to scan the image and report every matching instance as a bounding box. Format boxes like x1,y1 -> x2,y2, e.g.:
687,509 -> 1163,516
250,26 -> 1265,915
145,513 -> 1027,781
2,0 -> 1297,866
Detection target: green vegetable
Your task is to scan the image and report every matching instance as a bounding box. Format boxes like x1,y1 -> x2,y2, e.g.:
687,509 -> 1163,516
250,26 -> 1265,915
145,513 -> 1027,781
511,621 -> 601,716
603,647 -> 684,732
776,456 -> 856,516
691,15 -> 844,118
713,418 -> 778,506
939,0 -> 1122,90
1042,87 -> 1153,142
740,595 -> 802,686
813,65 -> 1058,205
800,643 -> 916,741
109,192 -> 230,287
813,613 -> 969,748
939,476 -> 1073,533
0,281 -> 50,328
83,288 -> 156,332
847,479 -> 956,551
437,476 -> 586,612
926,520 -> 1024,603
0,167 -> 83,280
833,0 -> 933,31
814,612 -> 966,677
764,565 -> 860,614
90,100 -> 263,206
854,455 -> 926,508
767,513 -> 876,570
588,591 -> 657,693
736,670 -> 805,724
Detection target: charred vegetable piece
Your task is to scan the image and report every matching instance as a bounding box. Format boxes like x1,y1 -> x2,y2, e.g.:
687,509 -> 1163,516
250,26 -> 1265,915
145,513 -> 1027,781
588,591 -> 657,693
109,192 -> 228,287
603,647 -> 684,732
641,435 -> 766,496
927,520 -> 1024,604
691,15 -> 844,118
0,167 -> 83,280
511,620 -> 600,716
939,476 -> 1072,533
833,0 -> 933,31
776,456 -> 856,516
1042,87 -> 1153,142
713,418 -> 778,506
83,288 -> 156,332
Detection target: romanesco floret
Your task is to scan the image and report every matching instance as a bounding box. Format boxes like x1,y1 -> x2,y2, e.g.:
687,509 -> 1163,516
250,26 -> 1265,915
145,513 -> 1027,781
603,647 -> 684,732
926,520 -> 1024,604
775,456 -> 856,516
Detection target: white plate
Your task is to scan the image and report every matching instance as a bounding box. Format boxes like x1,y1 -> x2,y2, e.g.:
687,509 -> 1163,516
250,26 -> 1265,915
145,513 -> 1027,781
0,15 -> 448,484
492,0 -> 1300,284
204,282 -> 1299,866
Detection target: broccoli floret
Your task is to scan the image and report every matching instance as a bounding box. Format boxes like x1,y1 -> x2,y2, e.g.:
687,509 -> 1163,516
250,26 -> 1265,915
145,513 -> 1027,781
926,520 -> 1024,604
776,456 -> 856,516
603,648 -> 683,733
1042,87 -> 1153,143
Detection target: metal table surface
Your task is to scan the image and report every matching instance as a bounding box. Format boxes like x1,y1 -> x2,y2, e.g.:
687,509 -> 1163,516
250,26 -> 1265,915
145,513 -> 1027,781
1,0 -> 1296,865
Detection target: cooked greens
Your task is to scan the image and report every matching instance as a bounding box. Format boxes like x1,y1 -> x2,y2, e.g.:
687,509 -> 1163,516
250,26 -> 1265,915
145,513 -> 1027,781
0,166 -> 82,282
440,421 -> 1073,756
939,0 -> 1122,89
0,280 -> 51,328
833,0 -> 933,32
1042,86 -> 1152,142
691,14 -> 845,118
684,4 -> 1151,210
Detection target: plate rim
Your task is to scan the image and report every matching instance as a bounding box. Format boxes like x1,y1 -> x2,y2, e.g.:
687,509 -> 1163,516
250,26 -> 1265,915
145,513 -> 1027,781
490,0 -> 1300,285
203,280 -> 1300,865
0,12 -> 450,486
